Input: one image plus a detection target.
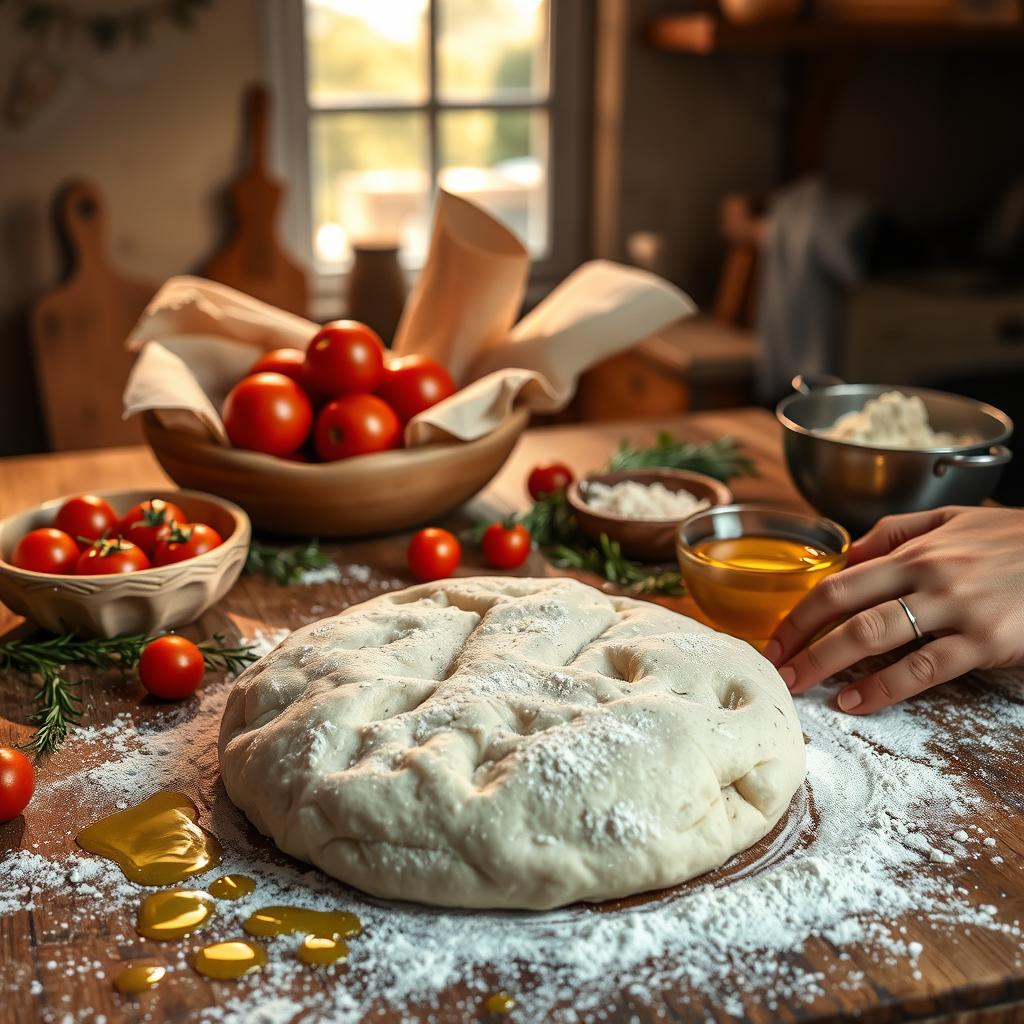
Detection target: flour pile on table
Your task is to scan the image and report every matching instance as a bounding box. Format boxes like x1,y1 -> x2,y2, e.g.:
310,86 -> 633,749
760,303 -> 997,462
2,637 -> 1022,1023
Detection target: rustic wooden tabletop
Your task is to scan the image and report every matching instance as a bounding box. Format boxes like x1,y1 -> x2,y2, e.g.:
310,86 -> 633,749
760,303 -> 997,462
1,409 -> 1022,1024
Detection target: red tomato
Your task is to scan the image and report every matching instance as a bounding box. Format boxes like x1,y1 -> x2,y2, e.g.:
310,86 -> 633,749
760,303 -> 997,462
12,528 -> 80,574
305,320 -> 385,397
152,523 -> 223,567
54,495 -> 118,547
222,372 -> 313,457
249,348 -> 317,396
138,635 -> 205,701
481,522 -> 532,570
119,498 -> 187,556
314,394 -> 402,462
407,527 -> 461,582
377,355 -> 456,423
527,463 -> 574,501
76,538 -> 150,575
0,747 -> 34,822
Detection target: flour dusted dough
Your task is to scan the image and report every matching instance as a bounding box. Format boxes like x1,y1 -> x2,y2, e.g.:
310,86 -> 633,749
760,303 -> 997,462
219,577 -> 806,909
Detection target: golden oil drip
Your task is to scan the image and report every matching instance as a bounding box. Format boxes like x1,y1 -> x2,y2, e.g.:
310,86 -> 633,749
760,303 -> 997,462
297,934 -> 349,967
243,905 -> 362,942
76,791 -> 222,885
484,991 -> 516,1015
207,874 -> 257,900
137,888 -> 216,941
113,964 -> 166,994
191,940 -> 267,980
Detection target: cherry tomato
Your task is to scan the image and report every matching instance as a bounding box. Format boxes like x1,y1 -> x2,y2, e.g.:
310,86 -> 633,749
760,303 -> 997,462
377,355 -> 456,424
151,523 -> 223,567
407,527 -> 461,582
222,372 -> 313,457
138,635 -> 205,701
54,495 -> 118,547
119,499 -> 187,556
76,537 -> 150,575
249,348 -> 317,396
527,463 -> 574,501
305,320 -> 385,397
481,522 -> 532,570
11,528 -> 80,574
314,394 -> 402,462
0,747 -> 34,822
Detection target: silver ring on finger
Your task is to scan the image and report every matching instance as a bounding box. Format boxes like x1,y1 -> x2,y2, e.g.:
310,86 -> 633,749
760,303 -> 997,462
896,596 -> 925,642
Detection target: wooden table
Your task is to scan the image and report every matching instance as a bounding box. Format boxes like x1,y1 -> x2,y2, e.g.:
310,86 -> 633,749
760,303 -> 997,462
1,409 -> 1022,1024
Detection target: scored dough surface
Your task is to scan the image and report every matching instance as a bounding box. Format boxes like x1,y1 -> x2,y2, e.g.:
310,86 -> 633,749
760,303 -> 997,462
219,577 -> 806,910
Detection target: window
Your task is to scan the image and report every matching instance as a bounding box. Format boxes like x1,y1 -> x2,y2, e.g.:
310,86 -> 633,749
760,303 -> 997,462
262,0 -> 590,308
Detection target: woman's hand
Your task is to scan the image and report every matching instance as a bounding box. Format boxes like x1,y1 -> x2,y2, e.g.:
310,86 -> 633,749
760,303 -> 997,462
764,506 -> 1024,714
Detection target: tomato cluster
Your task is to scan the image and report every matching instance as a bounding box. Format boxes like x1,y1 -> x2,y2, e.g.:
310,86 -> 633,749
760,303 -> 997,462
222,321 -> 456,463
10,495 -> 223,576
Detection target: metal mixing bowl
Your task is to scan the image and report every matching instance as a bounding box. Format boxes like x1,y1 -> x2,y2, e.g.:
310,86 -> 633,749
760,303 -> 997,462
776,376 -> 1013,537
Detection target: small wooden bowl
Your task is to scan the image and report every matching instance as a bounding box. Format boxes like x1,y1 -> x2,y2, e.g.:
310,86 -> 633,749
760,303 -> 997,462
0,489 -> 250,638
142,408 -> 530,537
568,469 -> 733,563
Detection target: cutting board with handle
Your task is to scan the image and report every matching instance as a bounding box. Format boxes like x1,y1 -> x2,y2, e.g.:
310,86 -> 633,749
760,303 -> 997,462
30,179 -> 154,451
203,83 -> 309,317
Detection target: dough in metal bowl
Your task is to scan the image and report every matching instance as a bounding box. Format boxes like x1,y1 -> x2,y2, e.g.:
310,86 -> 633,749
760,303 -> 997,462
219,577 -> 806,909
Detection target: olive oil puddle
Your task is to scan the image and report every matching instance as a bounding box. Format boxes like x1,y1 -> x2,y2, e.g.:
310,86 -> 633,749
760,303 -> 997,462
78,792 -> 367,992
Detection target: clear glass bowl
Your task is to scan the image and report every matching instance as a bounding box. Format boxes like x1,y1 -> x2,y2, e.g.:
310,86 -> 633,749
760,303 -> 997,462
676,504 -> 850,649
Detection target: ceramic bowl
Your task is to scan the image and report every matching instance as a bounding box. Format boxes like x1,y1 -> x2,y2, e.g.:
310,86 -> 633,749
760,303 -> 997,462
0,489 -> 250,638
142,408 -> 531,537
567,469 -> 733,562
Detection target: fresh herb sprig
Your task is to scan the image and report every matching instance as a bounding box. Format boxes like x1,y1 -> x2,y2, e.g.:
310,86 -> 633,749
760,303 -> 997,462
470,433 -> 756,596
607,433 -> 757,481
1,631 -> 259,755
245,540 -> 331,586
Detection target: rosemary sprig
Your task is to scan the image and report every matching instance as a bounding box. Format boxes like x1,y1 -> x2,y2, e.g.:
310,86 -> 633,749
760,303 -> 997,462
606,433 -> 757,482
245,540 -> 331,585
1,631 -> 259,755
550,535 -> 685,596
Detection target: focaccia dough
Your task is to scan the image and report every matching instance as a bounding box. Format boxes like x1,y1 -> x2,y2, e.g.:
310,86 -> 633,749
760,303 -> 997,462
219,577 -> 806,909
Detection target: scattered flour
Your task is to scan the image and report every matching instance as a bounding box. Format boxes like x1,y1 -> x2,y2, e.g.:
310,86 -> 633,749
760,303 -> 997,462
3,656 -> 1023,1023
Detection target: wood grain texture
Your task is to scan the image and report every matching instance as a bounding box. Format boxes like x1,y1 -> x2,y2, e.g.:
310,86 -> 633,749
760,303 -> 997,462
1,410 -> 1022,1023
30,180 -> 153,451
202,84 -> 309,318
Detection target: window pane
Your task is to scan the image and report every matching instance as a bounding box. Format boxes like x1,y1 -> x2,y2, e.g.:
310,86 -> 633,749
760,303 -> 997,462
436,0 -> 549,102
305,0 -> 428,107
439,109 -> 548,256
311,112 -> 430,269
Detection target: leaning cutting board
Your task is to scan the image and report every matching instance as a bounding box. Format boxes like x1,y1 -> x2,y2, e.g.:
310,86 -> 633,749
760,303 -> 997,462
30,180 -> 154,451
203,83 -> 309,317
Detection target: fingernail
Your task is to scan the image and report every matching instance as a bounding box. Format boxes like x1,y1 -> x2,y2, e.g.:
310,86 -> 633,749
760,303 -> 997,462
838,688 -> 863,712
778,665 -> 796,689
764,639 -> 782,665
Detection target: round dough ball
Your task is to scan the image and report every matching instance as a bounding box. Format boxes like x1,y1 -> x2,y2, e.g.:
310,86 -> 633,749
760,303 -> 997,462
219,577 -> 806,910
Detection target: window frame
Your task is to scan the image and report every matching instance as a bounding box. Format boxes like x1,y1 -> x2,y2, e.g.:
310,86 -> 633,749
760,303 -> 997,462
259,0 -> 593,318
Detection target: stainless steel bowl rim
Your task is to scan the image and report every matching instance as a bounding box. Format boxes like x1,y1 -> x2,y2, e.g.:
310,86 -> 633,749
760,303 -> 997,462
776,383 -> 1013,453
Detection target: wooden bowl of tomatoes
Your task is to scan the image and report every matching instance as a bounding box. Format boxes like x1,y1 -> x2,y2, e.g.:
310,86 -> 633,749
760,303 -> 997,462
0,489 -> 250,638
141,320 -> 530,537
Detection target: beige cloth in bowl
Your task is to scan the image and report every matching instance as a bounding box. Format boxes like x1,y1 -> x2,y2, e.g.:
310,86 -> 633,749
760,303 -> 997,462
123,192 -> 695,448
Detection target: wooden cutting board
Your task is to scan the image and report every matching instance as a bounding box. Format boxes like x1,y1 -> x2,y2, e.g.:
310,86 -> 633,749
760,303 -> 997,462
30,179 -> 154,451
203,83 -> 309,317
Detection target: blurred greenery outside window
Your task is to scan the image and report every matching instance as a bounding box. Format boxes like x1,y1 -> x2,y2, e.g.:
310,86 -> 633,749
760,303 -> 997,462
264,2 -> 589,303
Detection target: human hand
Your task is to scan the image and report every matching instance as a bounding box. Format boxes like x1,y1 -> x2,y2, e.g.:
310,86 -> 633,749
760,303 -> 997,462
764,506 -> 1024,714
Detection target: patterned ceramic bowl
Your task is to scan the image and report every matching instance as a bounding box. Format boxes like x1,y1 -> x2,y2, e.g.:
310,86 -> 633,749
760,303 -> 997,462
0,489 -> 250,638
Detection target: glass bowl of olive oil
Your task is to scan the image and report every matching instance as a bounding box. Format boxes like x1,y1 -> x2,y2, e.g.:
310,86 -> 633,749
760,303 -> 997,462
675,504 -> 850,649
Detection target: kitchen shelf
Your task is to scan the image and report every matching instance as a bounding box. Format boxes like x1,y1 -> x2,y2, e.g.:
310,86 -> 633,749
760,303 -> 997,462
646,13 -> 1024,54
